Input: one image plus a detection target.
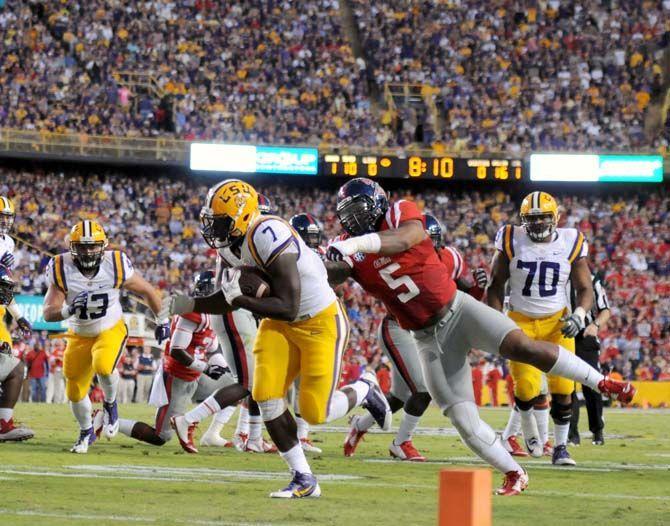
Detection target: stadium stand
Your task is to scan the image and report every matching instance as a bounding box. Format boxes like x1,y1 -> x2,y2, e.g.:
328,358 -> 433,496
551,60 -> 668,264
2,169 -> 668,385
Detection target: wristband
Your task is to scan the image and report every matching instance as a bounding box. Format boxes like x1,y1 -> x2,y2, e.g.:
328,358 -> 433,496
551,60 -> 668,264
188,359 -> 207,372
350,233 -> 382,254
61,304 -> 72,320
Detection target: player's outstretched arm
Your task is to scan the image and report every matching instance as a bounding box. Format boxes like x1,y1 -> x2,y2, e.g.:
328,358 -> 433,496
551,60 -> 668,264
325,260 -> 353,285
228,253 -> 300,321
42,283 -> 69,322
123,272 -> 163,316
486,250 -> 509,312
327,220 -> 426,260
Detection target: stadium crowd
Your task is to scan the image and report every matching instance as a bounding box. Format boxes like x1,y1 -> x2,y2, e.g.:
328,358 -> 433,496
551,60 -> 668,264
1,1 -> 668,152
2,168 -> 669,393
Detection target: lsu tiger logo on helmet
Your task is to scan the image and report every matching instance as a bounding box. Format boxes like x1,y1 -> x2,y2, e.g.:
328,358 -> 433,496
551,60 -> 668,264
69,220 -> 109,270
0,196 -> 15,236
200,179 -> 259,248
520,191 -> 559,242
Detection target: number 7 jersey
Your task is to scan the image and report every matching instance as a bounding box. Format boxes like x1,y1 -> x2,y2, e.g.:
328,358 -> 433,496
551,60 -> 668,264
495,225 -> 587,318
47,251 -> 134,336
341,200 -> 456,330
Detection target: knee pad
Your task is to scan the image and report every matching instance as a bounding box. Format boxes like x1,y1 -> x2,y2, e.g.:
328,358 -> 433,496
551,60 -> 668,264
258,398 -> 286,422
447,401 -> 497,448
514,396 -> 535,412
550,399 -> 572,425
533,394 -> 549,410
300,390 -> 326,425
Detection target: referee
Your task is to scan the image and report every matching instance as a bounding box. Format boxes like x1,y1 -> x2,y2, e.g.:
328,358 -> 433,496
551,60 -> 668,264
568,269 -> 611,446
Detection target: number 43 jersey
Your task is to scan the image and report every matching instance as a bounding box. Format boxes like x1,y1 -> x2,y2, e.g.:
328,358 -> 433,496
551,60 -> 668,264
47,251 -> 134,336
496,225 -> 587,318
342,200 -> 456,330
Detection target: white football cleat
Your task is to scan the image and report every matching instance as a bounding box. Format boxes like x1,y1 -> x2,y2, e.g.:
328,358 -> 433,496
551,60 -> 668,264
270,472 -> 321,499
200,432 -> 233,448
0,419 -> 34,442
232,432 -> 248,451
300,438 -> 322,454
496,469 -> 529,496
170,415 -> 199,454
102,401 -> 119,439
92,409 -> 104,438
70,426 -> 97,454
245,437 -> 277,453
389,440 -> 426,462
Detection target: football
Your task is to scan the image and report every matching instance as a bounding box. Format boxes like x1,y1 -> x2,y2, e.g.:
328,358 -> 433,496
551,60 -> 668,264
238,266 -> 271,298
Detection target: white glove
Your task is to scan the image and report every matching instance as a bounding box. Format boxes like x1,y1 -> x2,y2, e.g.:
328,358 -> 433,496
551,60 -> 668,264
221,268 -> 242,305
162,294 -> 195,317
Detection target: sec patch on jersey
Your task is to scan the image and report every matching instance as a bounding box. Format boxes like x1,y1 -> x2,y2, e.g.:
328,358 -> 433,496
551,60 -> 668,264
238,266 -> 270,298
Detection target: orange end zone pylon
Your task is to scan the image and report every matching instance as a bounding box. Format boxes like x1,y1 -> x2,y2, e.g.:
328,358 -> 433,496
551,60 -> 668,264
438,468 -> 492,526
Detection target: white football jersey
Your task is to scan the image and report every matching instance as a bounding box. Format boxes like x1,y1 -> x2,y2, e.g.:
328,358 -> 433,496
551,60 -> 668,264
241,215 -> 335,319
47,250 -> 134,336
495,225 -> 588,318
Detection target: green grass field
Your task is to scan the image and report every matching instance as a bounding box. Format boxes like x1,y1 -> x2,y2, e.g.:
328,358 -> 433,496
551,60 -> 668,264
1,404 -> 669,526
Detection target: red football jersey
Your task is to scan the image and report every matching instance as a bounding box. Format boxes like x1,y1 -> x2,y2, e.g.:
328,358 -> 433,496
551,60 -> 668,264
164,313 -> 217,382
344,200 -> 456,330
438,246 -> 467,281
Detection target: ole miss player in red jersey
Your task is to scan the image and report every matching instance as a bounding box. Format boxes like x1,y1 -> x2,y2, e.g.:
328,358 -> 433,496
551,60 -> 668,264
326,178 -> 635,496
342,213 -> 489,462
116,272 -> 230,447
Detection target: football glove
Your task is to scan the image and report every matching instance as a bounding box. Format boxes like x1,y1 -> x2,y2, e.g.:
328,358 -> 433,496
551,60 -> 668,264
0,252 -> 14,269
561,309 -> 586,338
203,364 -> 230,380
472,268 -> 488,289
154,321 -> 171,345
221,268 -> 242,304
16,317 -> 32,338
67,291 -> 88,317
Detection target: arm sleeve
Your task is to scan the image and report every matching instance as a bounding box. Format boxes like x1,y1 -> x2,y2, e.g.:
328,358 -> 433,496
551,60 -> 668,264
249,219 -> 299,268
168,316 -> 198,351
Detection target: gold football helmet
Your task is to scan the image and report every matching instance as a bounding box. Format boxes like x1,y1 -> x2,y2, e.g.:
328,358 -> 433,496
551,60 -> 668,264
70,220 -> 108,270
520,191 -> 559,242
0,196 -> 15,236
200,179 -> 259,248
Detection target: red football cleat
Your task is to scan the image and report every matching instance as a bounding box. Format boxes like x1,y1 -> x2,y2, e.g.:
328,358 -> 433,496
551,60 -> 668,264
170,416 -> 198,454
389,440 -> 426,462
504,436 -> 529,457
543,440 -> 554,457
598,377 -> 636,404
343,415 -> 367,457
496,469 -> 529,496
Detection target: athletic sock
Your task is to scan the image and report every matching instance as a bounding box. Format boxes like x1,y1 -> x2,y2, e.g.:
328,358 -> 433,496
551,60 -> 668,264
235,405 -> 250,436
354,412 -> 376,432
394,410 -> 421,445
248,414 -> 263,442
554,423 -> 569,447
502,407 -> 521,441
548,347 -> 604,390
535,407 -> 550,445
296,415 -> 309,440
279,444 -> 312,475
184,395 -> 221,425
118,418 -> 136,437
206,404 -> 237,437
70,398 -> 93,430
326,390 -> 351,422
0,408 -> 13,422
98,370 -> 119,403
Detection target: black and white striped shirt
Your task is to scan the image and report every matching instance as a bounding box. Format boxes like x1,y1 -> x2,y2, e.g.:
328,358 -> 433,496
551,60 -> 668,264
569,271 -> 610,326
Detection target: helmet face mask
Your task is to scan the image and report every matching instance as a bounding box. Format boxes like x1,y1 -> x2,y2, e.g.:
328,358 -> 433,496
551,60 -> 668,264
200,210 -> 238,249
71,241 -> 106,270
521,213 -> 557,242
424,214 -> 443,249
0,268 -> 15,305
289,213 -> 323,249
201,180 -> 259,248
336,178 -> 389,237
303,228 -> 322,249
192,271 -> 216,297
0,212 -> 14,236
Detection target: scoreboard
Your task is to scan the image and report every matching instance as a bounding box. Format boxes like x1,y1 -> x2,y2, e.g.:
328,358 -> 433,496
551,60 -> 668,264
321,153 -> 525,181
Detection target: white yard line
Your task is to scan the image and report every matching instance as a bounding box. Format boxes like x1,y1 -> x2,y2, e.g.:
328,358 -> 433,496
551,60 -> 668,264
530,490 -> 669,502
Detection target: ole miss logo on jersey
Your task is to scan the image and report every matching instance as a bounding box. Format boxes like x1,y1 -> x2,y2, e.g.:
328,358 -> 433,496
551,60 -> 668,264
344,200 -> 456,330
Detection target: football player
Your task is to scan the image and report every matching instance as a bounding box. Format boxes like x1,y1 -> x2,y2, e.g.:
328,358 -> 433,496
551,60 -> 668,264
0,265 -> 34,442
487,191 -> 593,466
0,196 -> 33,344
43,220 -> 169,453
117,271 -> 230,447
343,213 -> 488,461
326,178 -> 634,496
289,212 -> 327,453
165,179 -> 391,498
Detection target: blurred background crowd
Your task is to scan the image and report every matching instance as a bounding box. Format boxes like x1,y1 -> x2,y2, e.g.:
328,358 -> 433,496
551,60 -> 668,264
2,168 -> 669,406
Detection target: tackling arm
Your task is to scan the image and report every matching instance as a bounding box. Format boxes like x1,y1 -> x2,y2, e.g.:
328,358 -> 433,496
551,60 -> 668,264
123,272 -> 163,318
485,250 -> 510,312
328,220 -> 426,260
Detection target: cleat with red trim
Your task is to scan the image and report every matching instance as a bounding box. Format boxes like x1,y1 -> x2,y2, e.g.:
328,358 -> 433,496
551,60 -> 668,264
0,418 -> 34,442
496,469 -> 529,496
300,438 -> 322,454
343,415 -> 366,457
389,440 -> 426,461
92,409 -> 104,438
245,437 -> 277,453
503,436 -> 529,457
170,415 -> 198,453
232,432 -> 248,452
543,440 -> 554,457
270,471 -> 321,499
200,432 -> 233,448
598,377 -> 635,404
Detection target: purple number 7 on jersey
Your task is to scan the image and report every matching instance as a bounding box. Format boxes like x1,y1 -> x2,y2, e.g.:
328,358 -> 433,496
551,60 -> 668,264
262,225 -> 277,242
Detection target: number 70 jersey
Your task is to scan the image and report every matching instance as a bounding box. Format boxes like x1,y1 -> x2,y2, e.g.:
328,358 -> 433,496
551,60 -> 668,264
47,251 -> 134,336
496,225 -> 587,318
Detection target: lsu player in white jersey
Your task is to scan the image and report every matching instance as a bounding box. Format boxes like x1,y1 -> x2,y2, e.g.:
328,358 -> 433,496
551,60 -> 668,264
0,196 -> 32,345
487,191 -> 593,466
166,179 -> 391,498
43,220 -> 169,453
